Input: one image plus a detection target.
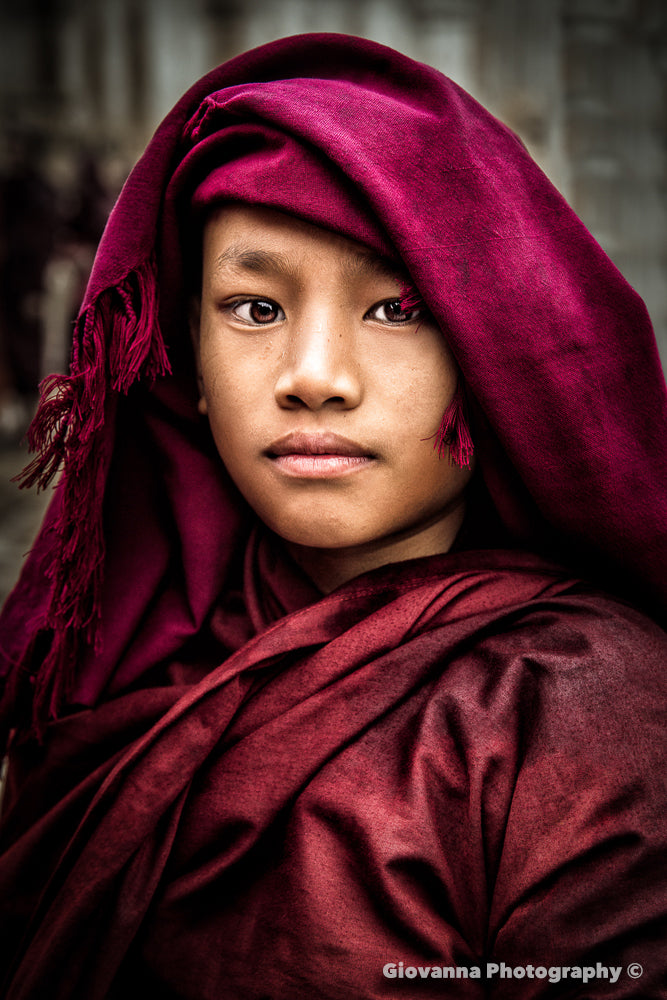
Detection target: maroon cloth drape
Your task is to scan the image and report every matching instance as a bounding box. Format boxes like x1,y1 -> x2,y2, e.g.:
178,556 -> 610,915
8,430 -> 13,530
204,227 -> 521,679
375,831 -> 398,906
2,540 -> 666,998
0,33 -> 666,1000
1,36 -> 666,731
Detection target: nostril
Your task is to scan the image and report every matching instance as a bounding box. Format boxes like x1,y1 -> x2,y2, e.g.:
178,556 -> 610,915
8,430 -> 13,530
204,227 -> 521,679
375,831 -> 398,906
284,393 -> 347,407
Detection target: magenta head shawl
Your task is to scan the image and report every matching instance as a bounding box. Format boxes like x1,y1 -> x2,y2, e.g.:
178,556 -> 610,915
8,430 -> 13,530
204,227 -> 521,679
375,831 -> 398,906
1,33 -> 666,731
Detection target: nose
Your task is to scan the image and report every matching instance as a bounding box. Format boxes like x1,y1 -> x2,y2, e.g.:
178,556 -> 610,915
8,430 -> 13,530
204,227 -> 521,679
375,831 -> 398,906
274,317 -> 362,411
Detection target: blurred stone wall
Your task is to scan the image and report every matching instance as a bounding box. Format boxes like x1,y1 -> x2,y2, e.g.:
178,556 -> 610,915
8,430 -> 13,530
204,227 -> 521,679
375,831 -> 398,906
1,0 -> 666,361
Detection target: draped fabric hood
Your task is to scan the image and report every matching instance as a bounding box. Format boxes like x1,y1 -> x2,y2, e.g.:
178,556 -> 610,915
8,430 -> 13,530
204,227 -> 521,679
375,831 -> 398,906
1,32 -> 666,732
2,34 -> 667,1000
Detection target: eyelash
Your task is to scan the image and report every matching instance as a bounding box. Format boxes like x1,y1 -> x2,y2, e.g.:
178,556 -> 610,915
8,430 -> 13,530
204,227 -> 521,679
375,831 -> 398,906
226,297 -> 425,327
228,299 -> 285,325
365,300 -> 424,324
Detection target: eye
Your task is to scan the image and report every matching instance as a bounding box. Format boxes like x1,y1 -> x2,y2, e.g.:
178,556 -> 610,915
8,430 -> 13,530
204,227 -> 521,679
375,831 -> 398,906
365,299 -> 424,324
230,298 -> 285,325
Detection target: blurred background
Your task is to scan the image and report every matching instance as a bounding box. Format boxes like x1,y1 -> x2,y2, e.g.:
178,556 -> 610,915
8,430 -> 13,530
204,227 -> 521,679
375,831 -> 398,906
0,0 -> 666,603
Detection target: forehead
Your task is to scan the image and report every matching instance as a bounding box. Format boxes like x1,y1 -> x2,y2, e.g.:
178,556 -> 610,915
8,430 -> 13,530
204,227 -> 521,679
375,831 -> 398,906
203,203 -> 401,283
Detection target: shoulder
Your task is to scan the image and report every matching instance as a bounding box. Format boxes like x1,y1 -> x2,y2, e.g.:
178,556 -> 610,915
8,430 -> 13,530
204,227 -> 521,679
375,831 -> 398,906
496,585 -> 667,710
458,583 -> 667,751
474,590 -> 667,988
422,575 -> 667,820
363,548 -> 667,734
435,559 -> 667,697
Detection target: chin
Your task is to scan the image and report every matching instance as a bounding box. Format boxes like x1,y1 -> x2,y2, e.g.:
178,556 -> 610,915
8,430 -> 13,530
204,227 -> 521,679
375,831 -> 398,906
265,513 -> 370,551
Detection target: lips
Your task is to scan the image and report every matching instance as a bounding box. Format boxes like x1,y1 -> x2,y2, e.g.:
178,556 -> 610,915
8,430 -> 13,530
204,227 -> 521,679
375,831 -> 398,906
266,432 -> 375,478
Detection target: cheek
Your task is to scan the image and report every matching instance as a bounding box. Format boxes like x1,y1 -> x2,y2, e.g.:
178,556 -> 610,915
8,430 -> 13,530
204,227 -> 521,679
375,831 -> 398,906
200,329 -> 258,401
382,348 -> 461,492
199,318 -> 278,399
386,353 -> 457,439
200,333 -> 236,392
200,352 -> 253,457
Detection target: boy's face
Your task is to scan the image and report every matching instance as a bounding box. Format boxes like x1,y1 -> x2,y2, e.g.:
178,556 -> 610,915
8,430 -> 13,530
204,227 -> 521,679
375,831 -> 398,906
195,205 -> 473,589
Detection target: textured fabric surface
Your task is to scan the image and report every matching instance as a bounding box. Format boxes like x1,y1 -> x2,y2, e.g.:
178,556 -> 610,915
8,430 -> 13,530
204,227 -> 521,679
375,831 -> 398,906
1,34 -> 666,724
0,32 -> 666,999
2,542 -> 667,998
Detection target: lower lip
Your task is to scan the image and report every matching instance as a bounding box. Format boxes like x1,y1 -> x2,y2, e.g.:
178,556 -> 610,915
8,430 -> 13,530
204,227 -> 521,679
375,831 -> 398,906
269,454 -> 374,478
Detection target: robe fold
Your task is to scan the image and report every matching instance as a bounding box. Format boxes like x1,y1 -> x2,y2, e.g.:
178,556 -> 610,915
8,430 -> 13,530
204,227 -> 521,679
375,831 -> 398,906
1,32 -> 666,1000
2,539 -> 666,997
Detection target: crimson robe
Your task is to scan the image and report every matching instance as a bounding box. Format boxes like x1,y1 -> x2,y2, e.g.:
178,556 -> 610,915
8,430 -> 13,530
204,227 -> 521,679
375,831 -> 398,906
1,32 -> 666,1000
2,539 -> 665,998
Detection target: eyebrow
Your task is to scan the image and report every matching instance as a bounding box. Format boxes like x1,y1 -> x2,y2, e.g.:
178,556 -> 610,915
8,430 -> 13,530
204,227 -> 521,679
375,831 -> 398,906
214,243 -> 402,284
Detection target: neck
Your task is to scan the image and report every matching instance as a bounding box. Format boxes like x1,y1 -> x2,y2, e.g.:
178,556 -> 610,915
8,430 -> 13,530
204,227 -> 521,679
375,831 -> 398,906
285,498 -> 466,594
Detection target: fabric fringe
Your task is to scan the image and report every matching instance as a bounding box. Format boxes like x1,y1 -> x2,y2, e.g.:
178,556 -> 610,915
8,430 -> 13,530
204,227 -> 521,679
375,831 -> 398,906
399,283 -> 474,469
14,254 -> 170,733
398,280 -> 424,315
434,380 -> 474,468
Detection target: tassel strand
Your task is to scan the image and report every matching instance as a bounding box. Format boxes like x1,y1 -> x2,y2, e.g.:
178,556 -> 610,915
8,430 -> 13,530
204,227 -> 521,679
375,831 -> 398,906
433,380 -> 474,468
14,254 -> 170,730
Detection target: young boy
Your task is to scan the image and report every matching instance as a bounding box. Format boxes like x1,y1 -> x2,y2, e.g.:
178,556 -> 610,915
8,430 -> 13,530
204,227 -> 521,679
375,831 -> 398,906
1,33 -> 666,999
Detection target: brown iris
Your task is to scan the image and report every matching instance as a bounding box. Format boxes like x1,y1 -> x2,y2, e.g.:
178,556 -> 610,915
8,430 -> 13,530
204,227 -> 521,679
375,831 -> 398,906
248,299 -> 280,323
